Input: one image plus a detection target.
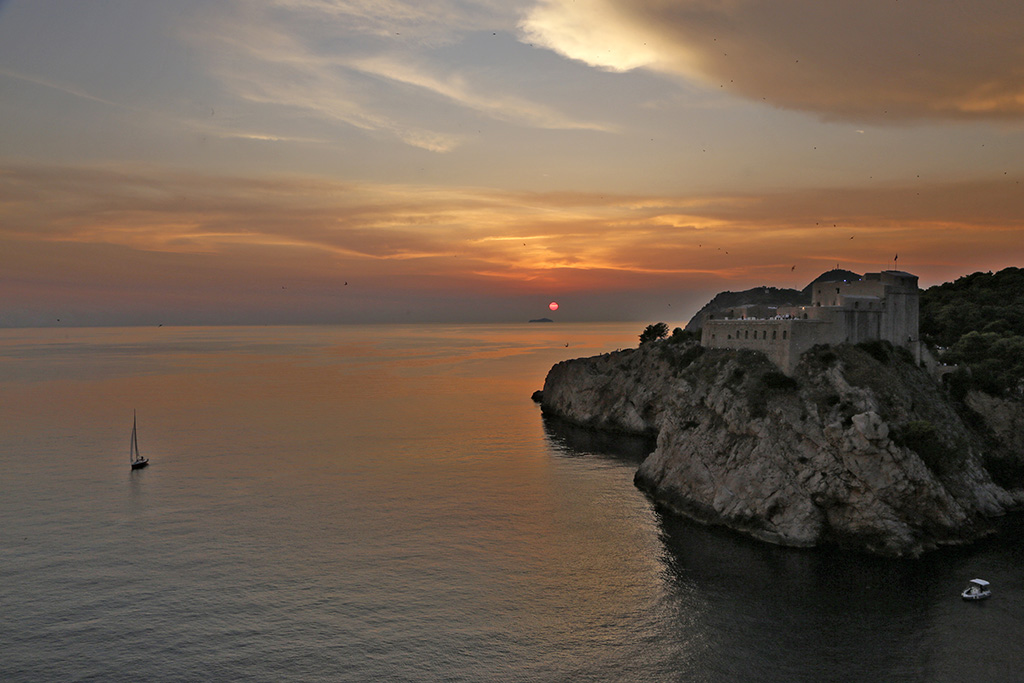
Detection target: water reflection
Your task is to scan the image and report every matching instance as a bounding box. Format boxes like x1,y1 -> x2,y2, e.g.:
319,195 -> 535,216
541,415 -> 655,466
544,414 -> 1024,682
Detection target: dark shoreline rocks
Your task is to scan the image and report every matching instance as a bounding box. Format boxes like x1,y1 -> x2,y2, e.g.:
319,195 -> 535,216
537,339 -> 1024,557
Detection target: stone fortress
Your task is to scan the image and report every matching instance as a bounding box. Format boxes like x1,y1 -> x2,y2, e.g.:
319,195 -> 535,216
700,270 -> 920,375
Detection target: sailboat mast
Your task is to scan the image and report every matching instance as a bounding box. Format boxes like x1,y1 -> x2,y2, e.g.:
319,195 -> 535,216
130,410 -> 139,462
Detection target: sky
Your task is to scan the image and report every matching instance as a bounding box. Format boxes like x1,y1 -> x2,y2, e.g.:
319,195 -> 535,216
1,0 -> 1023,326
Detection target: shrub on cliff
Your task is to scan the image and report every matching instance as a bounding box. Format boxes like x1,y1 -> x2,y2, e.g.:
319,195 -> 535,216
661,342 -> 704,373
857,339 -> 892,364
891,420 -> 961,476
747,371 -> 799,418
639,322 -> 670,345
760,371 -> 799,391
668,327 -> 697,344
806,345 -> 838,366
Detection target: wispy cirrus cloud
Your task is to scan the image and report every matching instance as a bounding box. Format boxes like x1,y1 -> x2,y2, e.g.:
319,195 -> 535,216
264,0 -> 516,42
0,66 -> 125,109
346,56 -> 613,132
193,12 -> 465,152
187,0 -> 607,152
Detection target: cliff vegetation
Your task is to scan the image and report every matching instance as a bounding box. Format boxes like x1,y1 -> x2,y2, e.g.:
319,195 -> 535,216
921,267 -> 1024,397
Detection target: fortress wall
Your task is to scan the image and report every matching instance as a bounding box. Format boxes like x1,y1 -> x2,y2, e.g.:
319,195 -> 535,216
811,283 -> 839,306
813,280 -> 886,306
876,272 -> 919,349
837,309 -> 882,344
842,279 -> 887,298
813,281 -> 870,306
700,270 -> 920,374
778,305 -> 832,320
702,319 -> 786,351
784,320 -> 843,374
724,304 -> 777,319
702,319 -> 836,375
882,289 -> 919,346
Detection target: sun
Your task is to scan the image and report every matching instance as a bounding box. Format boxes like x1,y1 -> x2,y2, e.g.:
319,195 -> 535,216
549,301 -> 559,311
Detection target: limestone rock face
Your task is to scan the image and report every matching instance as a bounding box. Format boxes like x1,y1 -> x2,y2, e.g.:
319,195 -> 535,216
963,390 -> 1024,506
539,342 -> 1022,557
965,390 -> 1024,447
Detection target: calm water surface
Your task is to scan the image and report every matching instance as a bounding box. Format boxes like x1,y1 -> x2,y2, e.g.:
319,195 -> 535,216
1,324 -> 1021,682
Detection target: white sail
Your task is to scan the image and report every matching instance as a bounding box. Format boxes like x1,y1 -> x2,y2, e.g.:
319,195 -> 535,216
130,411 -> 139,462
129,410 -> 148,468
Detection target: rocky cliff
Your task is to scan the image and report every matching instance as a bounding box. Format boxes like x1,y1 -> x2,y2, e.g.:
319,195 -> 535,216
538,340 -> 1024,557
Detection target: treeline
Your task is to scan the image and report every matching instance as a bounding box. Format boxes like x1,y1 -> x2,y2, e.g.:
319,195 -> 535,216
920,267 -> 1024,396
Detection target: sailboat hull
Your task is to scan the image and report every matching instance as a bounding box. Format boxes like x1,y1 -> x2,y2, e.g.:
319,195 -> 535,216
131,459 -> 149,470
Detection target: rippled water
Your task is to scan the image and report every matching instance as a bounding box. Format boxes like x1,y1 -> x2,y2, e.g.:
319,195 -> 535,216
1,324 -> 1022,682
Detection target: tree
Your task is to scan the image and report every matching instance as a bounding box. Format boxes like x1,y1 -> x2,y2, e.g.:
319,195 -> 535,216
920,267 -> 1024,396
669,327 -> 697,343
639,322 -> 670,345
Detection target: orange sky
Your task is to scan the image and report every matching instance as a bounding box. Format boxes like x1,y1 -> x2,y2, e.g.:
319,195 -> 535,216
1,0 -> 1022,326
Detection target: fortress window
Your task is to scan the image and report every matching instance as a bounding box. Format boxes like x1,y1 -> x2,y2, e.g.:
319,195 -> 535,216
783,330 -> 788,340
727,334 -> 732,339
745,330 -> 749,339
854,301 -> 860,309
762,331 -> 767,339
803,313 -> 808,319
772,330 -> 777,340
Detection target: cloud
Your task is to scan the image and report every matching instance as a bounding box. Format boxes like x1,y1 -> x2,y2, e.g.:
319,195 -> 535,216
187,0 -> 603,152
521,0 -> 1024,122
347,56 -> 612,131
193,12 -> 464,152
0,67 -> 124,109
2,163 -> 1022,325
264,0 -> 515,43
519,0 -> 669,73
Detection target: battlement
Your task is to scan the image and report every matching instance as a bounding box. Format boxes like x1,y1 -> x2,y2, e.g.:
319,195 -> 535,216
700,271 -> 920,374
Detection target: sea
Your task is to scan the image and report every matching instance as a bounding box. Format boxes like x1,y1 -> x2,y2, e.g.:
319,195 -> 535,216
2,323 -> 1022,682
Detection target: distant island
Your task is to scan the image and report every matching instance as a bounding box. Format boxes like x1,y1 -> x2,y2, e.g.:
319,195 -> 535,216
535,267 -> 1024,557
529,318 -> 554,323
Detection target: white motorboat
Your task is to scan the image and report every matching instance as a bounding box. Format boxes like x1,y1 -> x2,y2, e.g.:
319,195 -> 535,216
961,578 -> 991,601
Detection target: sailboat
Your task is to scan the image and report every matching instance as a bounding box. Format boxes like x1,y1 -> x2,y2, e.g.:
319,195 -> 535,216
129,410 -> 149,470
